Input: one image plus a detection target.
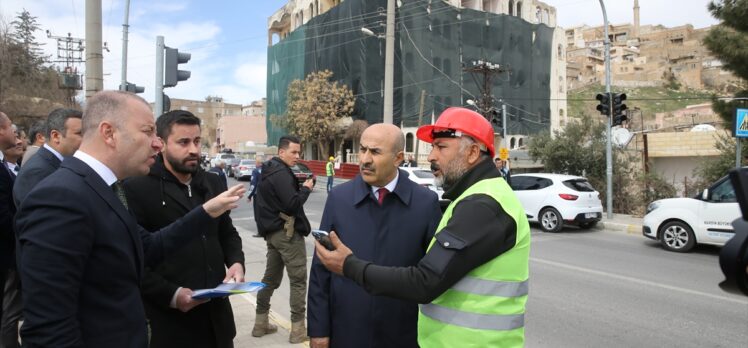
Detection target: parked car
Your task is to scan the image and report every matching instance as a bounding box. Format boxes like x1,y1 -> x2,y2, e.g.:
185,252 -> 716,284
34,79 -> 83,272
400,167 -> 444,199
236,159 -> 255,181
291,162 -> 314,185
510,173 -> 603,232
226,157 -> 241,178
211,153 -> 236,168
643,174 -> 739,252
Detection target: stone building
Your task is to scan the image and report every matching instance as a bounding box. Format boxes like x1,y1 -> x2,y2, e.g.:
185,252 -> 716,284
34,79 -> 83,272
564,0 -> 741,93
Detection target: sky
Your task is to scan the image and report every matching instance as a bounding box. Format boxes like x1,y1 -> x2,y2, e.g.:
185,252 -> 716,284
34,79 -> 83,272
0,0 -> 719,106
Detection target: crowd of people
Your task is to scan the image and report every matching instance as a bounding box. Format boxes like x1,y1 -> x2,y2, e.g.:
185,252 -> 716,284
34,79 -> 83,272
0,91 -> 529,348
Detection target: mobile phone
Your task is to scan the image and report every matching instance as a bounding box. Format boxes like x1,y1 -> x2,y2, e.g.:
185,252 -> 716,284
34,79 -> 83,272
311,229 -> 335,251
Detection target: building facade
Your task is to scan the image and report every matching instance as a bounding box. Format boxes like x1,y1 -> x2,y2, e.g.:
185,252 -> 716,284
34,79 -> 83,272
267,0 -> 568,156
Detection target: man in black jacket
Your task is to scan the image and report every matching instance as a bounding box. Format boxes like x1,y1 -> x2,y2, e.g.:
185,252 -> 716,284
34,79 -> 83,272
253,135 -> 314,343
123,110 -> 245,348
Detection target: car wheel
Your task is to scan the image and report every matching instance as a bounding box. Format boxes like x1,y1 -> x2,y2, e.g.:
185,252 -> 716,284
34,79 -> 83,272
659,221 -> 695,252
579,221 -> 598,229
539,207 -> 563,233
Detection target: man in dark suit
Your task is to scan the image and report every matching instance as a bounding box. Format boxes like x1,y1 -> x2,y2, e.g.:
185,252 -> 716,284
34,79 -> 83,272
6,109 -> 82,347
308,124 -> 441,348
13,108 -> 82,207
1,125 -> 24,348
0,111 -> 19,337
123,110 -> 244,348
14,91 -> 245,348
209,160 -> 228,189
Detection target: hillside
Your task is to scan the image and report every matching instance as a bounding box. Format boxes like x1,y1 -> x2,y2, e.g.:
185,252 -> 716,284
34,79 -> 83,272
568,85 -> 714,125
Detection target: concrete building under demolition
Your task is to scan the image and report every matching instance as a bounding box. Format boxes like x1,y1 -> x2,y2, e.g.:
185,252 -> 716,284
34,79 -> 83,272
266,0 -> 567,157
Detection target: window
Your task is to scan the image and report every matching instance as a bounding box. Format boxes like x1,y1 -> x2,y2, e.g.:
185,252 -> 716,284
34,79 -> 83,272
709,178 -> 736,203
558,44 -> 563,59
406,133 -> 414,152
509,0 -> 515,16
563,179 -> 595,192
511,176 -> 552,191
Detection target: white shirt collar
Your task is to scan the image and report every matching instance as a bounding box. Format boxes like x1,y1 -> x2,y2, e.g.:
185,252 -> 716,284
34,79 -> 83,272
371,170 -> 399,198
73,150 -> 118,186
43,143 -> 64,161
6,161 -> 18,173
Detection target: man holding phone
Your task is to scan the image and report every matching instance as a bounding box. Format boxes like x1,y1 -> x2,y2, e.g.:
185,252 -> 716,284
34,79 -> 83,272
308,124 -> 441,348
253,135 -> 314,344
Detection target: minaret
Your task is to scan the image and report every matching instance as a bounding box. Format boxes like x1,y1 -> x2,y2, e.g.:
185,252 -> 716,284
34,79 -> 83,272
633,0 -> 640,38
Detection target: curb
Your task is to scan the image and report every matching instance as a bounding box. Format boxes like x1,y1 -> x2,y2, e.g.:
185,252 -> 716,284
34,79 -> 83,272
596,220 -> 642,235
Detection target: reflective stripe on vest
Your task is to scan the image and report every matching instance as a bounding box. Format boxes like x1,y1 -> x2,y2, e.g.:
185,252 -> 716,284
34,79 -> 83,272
420,303 -> 525,331
451,276 -> 528,297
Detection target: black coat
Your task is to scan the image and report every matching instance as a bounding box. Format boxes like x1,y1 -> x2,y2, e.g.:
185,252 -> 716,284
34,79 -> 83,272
255,157 -> 311,237
0,160 -> 15,274
16,156 -> 214,347
123,157 -> 244,348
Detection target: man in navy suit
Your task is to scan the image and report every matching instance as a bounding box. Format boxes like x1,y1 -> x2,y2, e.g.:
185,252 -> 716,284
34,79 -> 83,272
15,91 -> 245,348
0,111 -> 19,334
13,108 -> 83,207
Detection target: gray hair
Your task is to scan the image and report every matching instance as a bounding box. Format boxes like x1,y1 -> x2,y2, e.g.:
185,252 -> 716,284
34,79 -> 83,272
82,91 -> 149,138
459,136 -> 490,161
28,120 -> 46,144
46,108 -> 82,139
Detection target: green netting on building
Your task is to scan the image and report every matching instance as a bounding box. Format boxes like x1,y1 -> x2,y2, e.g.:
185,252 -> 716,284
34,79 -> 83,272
266,0 -> 553,145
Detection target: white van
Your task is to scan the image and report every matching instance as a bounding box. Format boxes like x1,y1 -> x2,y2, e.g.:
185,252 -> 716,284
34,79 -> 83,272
642,174 -> 738,252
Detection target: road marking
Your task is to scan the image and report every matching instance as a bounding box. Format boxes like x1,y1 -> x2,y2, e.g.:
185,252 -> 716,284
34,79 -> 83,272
530,257 -> 748,305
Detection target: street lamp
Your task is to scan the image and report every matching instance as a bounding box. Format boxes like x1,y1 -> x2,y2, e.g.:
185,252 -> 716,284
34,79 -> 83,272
360,0 -> 395,124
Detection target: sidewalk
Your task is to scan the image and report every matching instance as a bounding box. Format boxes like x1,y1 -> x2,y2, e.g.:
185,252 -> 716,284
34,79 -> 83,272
596,213 -> 643,235
231,293 -> 309,348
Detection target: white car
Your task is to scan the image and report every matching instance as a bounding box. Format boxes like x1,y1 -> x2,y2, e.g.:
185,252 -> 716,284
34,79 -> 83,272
400,167 -> 444,199
211,153 -> 236,168
510,173 -> 603,232
643,174 -> 738,252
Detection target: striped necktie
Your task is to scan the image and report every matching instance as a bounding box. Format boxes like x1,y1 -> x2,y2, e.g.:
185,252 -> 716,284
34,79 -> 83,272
111,181 -> 129,209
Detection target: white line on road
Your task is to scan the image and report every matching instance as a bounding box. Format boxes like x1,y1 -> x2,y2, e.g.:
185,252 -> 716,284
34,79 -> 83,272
531,257 -> 748,305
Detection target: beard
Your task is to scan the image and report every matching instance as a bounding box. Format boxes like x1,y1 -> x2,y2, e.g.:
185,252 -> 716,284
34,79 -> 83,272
166,154 -> 200,175
434,156 -> 469,189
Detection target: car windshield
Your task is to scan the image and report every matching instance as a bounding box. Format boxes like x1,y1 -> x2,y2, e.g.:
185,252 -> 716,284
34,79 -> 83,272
295,163 -> 310,171
562,179 -> 595,192
240,160 -> 253,165
411,170 -> 434,179
221,154 -> 236,159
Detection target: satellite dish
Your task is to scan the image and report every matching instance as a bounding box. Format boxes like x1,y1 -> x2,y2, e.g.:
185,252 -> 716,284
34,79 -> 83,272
612,127 -> 633,148
690,124 -> 716,132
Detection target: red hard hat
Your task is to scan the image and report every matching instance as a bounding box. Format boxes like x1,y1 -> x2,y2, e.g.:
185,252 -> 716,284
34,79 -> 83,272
416,107 -> 495,158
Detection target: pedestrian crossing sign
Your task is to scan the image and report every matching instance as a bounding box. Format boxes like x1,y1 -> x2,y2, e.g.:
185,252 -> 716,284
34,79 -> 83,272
736,108 -> 748,138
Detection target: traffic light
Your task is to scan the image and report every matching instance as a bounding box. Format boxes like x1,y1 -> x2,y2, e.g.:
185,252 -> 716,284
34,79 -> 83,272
596,93 -> 611,116
124,82 -> 145,94
612,93 -> 628,127
490,108 -> 503,132
164,47 -> 191,87
162,93 -> 171,113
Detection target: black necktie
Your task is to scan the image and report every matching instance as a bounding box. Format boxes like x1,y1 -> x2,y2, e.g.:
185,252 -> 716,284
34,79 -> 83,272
112,181 -> 129,209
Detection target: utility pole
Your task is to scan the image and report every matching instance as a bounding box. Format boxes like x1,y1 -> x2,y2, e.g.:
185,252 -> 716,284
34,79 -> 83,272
85,0 -> 103,98
415,90 -> 426,165
46,31 -> 85,105
383,0 -> 395,124
599,0 -> 613,219
155,36 -> 164,118
463,59 -> 508,122
119,0 -> 131,91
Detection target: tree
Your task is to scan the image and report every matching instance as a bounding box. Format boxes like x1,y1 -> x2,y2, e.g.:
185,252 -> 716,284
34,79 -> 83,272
285,70 -> 355,159
528,114 -> 674,214
703,0 -> 748,130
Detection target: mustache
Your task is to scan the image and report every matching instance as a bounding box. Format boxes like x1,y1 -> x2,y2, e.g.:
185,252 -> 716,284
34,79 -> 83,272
430,162 -> 440,172
183,155 -> 200,162
360,164 -> 374,171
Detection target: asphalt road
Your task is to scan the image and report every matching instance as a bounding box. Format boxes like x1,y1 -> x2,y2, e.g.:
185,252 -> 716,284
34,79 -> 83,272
226,177 -> 748,347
